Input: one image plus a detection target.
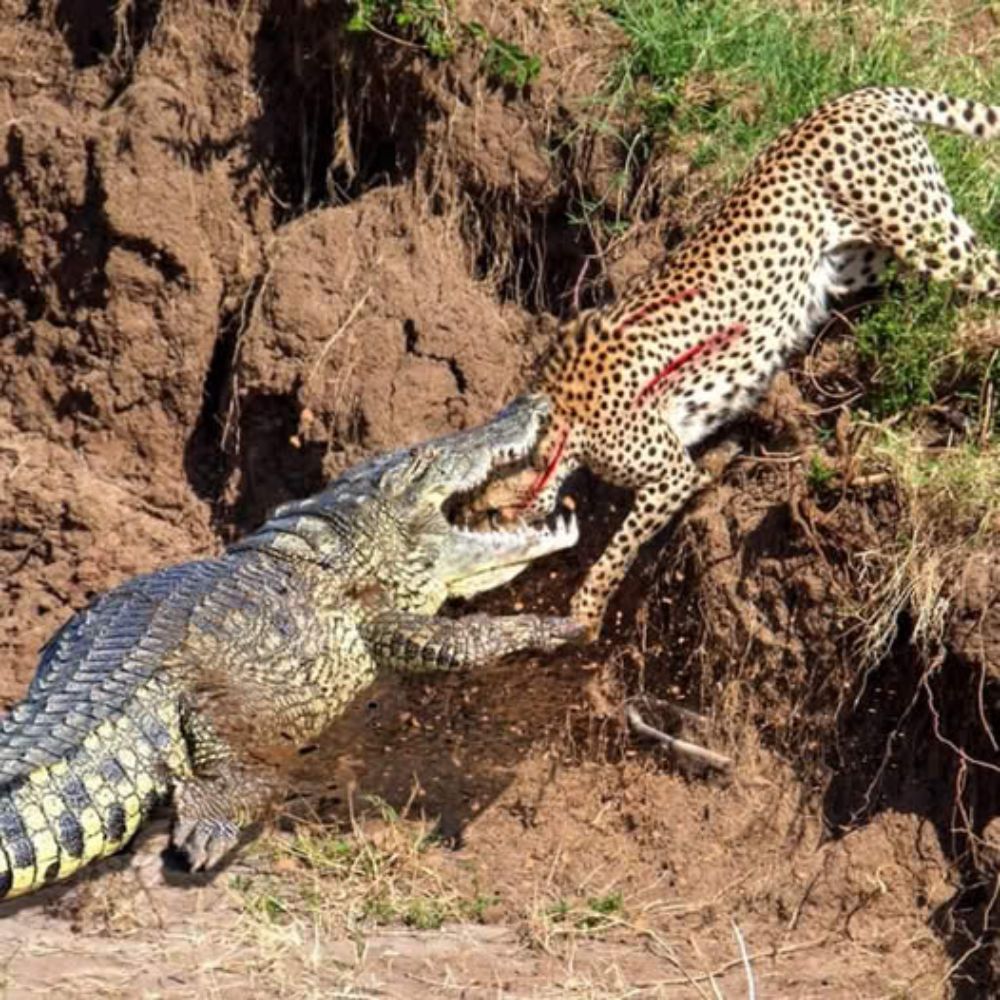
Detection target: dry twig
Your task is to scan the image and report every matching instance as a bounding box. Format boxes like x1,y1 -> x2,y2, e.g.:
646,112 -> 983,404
625,701 -> 732,771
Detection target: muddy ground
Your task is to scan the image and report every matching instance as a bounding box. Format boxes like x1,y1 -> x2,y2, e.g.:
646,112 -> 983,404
1,0 -> 998,997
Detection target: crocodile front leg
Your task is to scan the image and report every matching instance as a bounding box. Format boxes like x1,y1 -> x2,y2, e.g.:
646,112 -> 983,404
364,612 -> 586,672
172,702 -> 280,871
172,764 -> 275,871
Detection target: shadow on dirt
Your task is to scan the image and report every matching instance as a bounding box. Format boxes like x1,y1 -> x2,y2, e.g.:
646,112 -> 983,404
283,474 -> 621,842
247,0 -> 429,220
53,0 -> 160,70
823,640 -> 1000,1000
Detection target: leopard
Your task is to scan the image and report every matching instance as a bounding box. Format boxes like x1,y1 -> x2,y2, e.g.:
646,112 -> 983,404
478,86 -> 1000,639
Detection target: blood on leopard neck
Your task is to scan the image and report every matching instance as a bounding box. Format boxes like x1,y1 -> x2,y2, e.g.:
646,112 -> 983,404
521,415 -> 572,510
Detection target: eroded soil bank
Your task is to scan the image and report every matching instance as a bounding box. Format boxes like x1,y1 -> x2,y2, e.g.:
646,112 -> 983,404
1,0 -> 998,996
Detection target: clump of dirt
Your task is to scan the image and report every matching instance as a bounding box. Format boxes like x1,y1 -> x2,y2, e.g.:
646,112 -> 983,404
218,187 -> 546,530
1,0 -> 998,996
948,551 -> 1000,679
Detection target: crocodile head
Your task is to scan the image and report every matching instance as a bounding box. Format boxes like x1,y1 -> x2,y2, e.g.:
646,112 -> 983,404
250,394 -> 578,611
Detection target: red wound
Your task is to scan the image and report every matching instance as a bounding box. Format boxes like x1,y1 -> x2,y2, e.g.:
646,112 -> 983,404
520,427 -> 569,510
633,322 -> 747,408
610,286 -> 701,340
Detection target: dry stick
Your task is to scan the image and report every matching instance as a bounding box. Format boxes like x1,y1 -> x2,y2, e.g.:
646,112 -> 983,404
709,973 -> 726,1000
635,937 -> 828,989
571,257 -> 591,314
306,288 -> 373,389
632,924 -> 714,1000
976,649 -> 1000,756
848,472 -> 892,489
979,347 -> 998,447
923,671 -> 1000,776
937,867 -> 1000,990
221,265 -> 275,454
786,864 -> 825,932
804,307 -> 868,406
624,703 -> 732,771
635,694 -> 712,732
731,920 -> 757,1000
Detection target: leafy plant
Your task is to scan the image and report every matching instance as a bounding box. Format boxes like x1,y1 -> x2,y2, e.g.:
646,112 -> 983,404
806,453 -> 837,492
346,0 -> 458,58
477,30 -> 542,88
346,2 -> 542,90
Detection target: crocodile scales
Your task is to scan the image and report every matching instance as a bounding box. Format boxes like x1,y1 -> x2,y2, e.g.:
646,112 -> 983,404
0,395 -> 581,899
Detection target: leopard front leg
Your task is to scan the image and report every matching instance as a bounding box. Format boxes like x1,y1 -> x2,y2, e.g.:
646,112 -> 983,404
573,417 -> 708,639
571,471 -> 707,638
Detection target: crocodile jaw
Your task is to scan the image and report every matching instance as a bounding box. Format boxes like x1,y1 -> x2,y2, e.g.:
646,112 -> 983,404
429,395 -> 577,598
254,394 -> 576,599
417,393 -> 549,503
442,512 -> 578,599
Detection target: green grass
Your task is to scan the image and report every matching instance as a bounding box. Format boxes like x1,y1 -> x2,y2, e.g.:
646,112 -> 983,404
603,0 -> 1000,199
853,270 -> 998,418
888,436 -> 1000,535
474,29 -> 542,88
345,1 -> 540,87
599,0 -> 1000,425
543,890 -> 627,933
806,453 -> 837,492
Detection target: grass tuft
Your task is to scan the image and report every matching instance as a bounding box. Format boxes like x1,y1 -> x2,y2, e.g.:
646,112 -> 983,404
231,800 -> 499,936
852,426 -> 1000,663
855,274 -> 964,418
867,429 -> 1000,541
855,271 -> 1000,422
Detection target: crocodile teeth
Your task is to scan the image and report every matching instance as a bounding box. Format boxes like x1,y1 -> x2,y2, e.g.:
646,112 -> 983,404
544,512 -> 578,543
555,512 -> 577,541
490,440 -> 532,472
452,508 -> 576,549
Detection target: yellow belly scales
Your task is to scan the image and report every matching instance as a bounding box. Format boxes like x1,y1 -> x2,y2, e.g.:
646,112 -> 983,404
0,688 -> 188,899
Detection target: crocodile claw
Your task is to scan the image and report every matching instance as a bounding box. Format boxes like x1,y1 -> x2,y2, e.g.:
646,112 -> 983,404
172,816 -> 240,871
538,616 -> 589,650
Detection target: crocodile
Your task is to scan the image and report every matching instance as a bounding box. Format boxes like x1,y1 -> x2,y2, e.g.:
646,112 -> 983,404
0,395 -> 581,900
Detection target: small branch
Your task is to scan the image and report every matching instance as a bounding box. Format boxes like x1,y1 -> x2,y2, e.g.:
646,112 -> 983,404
625,703 -> 732,771
571,257 -> 591,314
732,920 -> 757,1000
638,937 -> 829,989
306,287 -> 373,389
635,694 -> 712,732
848,472 -> 892,489
786,864 -> 824,932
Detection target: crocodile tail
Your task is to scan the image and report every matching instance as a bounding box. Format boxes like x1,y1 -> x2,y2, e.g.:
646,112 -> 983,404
0,693 -> 181,900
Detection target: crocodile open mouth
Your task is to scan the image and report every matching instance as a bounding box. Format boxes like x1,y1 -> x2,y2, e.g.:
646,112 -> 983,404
443,439 -> 575,559
437,401 -> 578,597
441,507 -> 578,599
437,392 -> 546,528
443,448 -> 534,529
